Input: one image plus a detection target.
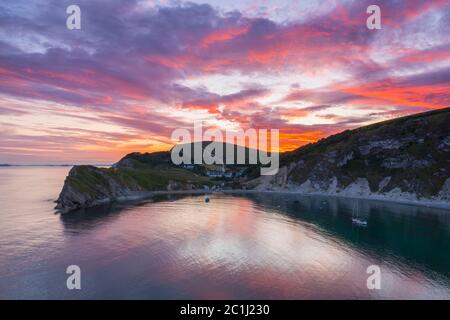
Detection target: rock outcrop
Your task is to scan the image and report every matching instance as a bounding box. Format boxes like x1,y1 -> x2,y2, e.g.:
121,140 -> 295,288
55,166 -> 144,213
56,163 -> 211,213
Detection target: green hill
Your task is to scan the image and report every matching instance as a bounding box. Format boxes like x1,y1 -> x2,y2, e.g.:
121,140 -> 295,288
251,107 -> 450,202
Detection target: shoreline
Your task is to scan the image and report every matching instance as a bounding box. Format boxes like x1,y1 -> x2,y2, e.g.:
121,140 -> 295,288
159,189 -> 450,210
220,189 -> 450,210
59,188 -> 450,213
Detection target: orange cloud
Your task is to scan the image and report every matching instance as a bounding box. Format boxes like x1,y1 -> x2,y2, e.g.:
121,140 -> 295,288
279,131 -> 327,152
339,81 -> 450,110
201,25 -> 249,48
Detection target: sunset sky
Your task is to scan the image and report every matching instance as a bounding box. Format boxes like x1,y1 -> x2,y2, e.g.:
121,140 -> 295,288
0,0 -> 449,164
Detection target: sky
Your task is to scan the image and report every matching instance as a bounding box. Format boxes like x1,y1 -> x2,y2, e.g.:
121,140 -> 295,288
0,0 -> 449,164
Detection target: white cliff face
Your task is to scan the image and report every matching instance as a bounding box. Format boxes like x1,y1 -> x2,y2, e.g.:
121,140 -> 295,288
340,178 -> 371,197
251,166 -> 291,191
438,178 -> 450,201
378,176 -> 391,192
255,175 -> 434,205
297,180 -> 314,193
337,152 -> 353,167
327,177 -> 338,193
358,136 -> 418,155
252,152 -> 448,204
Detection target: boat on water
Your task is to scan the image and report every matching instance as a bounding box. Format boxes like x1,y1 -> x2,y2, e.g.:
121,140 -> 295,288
205,196 -> 210,203
352,218 -> 368,227
352,202 -> 368,227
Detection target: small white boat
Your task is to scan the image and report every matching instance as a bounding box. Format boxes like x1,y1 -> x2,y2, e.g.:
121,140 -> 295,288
352,202 -> 367,227
352,218 -> 368,227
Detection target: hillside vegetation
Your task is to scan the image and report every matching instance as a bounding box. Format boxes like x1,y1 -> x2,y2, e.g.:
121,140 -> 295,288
253,107 -> 450,202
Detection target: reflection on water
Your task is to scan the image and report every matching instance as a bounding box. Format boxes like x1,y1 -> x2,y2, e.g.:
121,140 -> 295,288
0,167 -> 449,299
244,192 -> 450,278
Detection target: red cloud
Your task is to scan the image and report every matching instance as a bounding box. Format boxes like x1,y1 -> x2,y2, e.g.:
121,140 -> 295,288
201,25 -> 250,48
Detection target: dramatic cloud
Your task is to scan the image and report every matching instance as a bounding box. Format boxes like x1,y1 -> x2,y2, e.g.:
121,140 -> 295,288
0,0 -> 449,164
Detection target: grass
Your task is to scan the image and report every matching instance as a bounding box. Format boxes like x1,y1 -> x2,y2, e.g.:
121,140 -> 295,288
67,165 -> 214,196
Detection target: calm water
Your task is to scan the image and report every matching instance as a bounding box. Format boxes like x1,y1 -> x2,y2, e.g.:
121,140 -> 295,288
0,166 -> 449,299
